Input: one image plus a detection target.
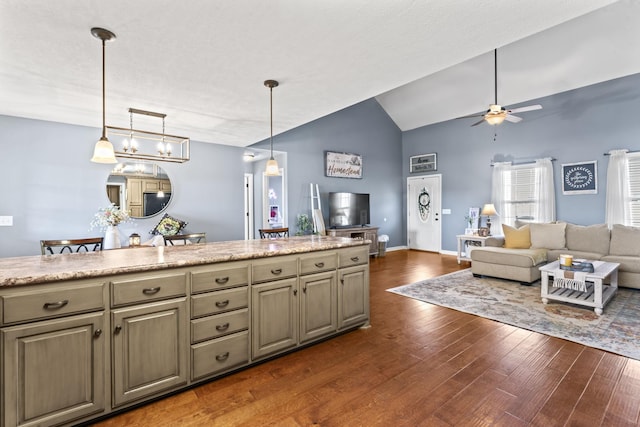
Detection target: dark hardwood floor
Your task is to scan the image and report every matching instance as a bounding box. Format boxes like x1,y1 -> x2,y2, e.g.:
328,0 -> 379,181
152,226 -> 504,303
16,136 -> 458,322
93,250 -> 640,426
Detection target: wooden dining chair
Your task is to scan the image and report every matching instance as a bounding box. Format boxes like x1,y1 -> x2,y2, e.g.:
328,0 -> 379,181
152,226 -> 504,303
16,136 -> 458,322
163,233 -> 207,246
258,227 -> 289,239
40,237 -> 104,255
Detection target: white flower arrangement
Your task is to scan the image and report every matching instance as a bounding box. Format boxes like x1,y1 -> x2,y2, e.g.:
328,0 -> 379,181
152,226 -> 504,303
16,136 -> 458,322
90,203 -> 131,231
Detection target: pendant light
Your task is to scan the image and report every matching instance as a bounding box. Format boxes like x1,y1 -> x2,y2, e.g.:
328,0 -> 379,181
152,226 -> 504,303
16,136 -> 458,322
90,27 -> 117,164
264,79 -> 280,176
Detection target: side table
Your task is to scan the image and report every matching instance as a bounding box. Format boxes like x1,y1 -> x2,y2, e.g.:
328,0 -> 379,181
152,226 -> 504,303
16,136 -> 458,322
456,234 -> 495,264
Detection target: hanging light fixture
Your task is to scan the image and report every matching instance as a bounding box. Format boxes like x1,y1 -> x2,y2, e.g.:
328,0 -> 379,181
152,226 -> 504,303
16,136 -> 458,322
107,108 -> 190,163
90,27 -> 118,164
264,79 -> 280,176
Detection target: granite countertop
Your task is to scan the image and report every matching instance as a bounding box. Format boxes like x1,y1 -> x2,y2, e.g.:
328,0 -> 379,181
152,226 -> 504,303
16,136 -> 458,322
0,236 -> 368,288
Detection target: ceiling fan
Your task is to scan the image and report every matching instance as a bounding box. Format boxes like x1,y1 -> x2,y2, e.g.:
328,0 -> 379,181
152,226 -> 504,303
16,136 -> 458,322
459,49 -> 542,126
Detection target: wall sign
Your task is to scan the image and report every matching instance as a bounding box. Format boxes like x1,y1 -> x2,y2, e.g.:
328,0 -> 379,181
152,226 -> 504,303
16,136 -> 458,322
562,161 -> 597,195
410,153 -> 437,173
325,151 -> 362,179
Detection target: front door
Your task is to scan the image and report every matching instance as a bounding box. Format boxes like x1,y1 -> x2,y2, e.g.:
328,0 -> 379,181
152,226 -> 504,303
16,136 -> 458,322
407,175 -> 442,252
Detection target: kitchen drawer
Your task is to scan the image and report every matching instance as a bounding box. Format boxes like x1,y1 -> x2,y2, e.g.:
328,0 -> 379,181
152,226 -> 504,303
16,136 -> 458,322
191,330 -> 249,381
191,287 -> 248,318
1,281 -> 104,325
252,256 -> 298,283
191,308 -> 249,343
299,251 -> 337,275
338,247 -> 369,268
191,262 -> 250,293
111,272 -> 186,307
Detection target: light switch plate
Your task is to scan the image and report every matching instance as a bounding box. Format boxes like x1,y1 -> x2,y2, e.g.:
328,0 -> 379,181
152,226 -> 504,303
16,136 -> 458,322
0,216 -> 14,226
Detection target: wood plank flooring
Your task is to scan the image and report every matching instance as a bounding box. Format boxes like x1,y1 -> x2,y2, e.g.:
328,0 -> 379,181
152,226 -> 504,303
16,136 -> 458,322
92,250 -> 640,426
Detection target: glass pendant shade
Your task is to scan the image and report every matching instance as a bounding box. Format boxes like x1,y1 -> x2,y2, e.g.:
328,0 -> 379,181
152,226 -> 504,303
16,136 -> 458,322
91,136 -> 117,163
485,114 -> 506,125
265,157 -> 280,176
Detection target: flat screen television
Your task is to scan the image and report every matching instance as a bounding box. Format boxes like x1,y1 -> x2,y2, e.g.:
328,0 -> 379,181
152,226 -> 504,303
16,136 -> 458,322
328,192 -> 370,227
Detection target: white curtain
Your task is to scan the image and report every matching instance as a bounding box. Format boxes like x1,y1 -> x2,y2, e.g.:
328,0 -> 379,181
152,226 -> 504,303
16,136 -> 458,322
491,161 -> 510,231
605,149 -> 630,227
534,157 -> 556,223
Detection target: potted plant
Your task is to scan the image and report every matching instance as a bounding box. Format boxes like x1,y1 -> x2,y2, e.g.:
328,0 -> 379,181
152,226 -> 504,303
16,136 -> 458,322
295,213 -> 314,236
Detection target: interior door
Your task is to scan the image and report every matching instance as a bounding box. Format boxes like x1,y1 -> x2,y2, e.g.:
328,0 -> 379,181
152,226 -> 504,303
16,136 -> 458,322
407,175 -> 442,252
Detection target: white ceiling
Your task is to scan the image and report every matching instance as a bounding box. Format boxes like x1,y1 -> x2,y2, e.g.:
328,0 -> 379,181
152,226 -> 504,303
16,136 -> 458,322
0,0 -> 636,148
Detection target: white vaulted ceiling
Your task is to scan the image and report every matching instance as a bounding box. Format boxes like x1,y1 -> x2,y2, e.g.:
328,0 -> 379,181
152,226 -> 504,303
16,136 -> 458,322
0,1 -> 637,147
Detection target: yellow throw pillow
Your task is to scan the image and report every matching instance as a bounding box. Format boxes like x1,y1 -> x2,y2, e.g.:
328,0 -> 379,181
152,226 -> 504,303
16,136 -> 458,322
502,224 -> 531,249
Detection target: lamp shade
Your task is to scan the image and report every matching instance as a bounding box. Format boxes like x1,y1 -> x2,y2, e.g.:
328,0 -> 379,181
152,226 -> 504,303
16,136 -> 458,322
481,203 -> 498,216
265,158 -> 280,176
485,114 -> 506,125
91,137 -> 117,163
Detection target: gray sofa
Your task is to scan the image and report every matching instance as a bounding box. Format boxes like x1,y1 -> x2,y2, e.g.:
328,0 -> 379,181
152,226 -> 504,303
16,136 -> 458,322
470,223 -> 640,289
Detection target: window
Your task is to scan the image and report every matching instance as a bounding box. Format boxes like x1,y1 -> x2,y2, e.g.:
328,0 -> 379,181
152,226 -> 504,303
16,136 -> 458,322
628,153 -> 640,226
492,158 -> 555,228
500,164 -> 537,226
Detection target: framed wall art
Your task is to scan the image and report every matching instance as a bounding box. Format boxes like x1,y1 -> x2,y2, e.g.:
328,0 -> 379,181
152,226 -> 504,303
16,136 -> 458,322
562,160 -> 597,195
409,153 -> 437,173
325,151 -> 362,179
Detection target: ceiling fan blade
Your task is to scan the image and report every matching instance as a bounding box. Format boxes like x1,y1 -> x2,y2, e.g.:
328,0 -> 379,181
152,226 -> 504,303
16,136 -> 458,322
508,104 -> 542,114
456,113 -> 484,120
505,114 -> 522,123
471,118 -> 486,127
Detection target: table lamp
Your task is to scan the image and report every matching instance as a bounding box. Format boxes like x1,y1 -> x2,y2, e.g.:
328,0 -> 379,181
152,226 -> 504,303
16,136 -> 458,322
481,203 -> 498,235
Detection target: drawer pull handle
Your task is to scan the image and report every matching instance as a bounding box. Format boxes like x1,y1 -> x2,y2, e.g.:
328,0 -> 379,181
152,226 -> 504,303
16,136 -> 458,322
215,277 -> 229,284
314,262 -> 325,268
351,256 -> 360,262
215,300 -> 230,308
94,329 -> 102,338
271,268 -> 282,275
216,352 -> 230,362
43,300 -> 69,310
142,287 -> 161,295
216,323 -> 230,332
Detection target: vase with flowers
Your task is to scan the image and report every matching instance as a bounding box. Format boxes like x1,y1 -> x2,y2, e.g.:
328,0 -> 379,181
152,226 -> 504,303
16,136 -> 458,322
90,203 -> 131,249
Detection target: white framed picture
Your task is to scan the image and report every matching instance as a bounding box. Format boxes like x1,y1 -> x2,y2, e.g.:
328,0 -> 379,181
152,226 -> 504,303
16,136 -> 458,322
410,153 -> 437,173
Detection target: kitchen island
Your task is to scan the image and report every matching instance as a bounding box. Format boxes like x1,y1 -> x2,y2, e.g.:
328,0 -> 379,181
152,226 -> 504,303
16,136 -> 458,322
0,236 -> 370,427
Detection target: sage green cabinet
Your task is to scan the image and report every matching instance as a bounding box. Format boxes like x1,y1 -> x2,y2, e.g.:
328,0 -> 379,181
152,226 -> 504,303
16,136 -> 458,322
111,298 -> 188,407
2,312 -> 106,427
338,265 -> 370,330
299,270 -> 337,343
251,277 -> 298,359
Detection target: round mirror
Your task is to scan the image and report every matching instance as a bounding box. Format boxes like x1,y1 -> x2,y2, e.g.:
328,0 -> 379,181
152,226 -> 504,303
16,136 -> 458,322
106,162 -> 173,218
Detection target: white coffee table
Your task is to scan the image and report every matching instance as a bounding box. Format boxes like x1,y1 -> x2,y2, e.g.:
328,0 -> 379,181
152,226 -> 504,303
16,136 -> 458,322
540,260 -> 619,315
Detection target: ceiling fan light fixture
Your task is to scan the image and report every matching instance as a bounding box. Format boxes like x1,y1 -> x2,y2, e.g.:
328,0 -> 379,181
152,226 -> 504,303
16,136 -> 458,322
485,113 -> 506,126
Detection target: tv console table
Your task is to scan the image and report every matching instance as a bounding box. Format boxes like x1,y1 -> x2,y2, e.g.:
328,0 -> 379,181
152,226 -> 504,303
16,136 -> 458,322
327,226 -> 379,256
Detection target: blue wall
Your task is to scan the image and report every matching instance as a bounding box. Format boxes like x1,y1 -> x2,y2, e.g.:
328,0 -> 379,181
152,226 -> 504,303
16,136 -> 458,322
0,115 -> 248,257
402,72 -> 640,252
251,98 -> 404,246
2,72 -> 639,258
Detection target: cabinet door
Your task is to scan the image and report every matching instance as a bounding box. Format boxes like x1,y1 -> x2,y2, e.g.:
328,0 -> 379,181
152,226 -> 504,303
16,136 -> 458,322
251,278 -> 298,359
112,298 -> 187,407
338,265 -> 370,329
160,179 -> 172,192
127,178 -> 143,206
299,271 -> 337,343
2,312 -> 106,427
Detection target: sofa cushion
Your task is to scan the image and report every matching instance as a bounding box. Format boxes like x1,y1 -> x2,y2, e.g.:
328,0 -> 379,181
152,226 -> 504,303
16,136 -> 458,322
547,249 -> 604,262
565,223 -> 610,255
609,224 -> 640,256
530,222 -> 566,250
601,255 -> 640,274
471,247 -> 547,268
502,224 -> 531,249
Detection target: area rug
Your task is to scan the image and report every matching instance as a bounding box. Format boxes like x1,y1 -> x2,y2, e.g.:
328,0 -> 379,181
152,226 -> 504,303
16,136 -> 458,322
387,269 -> 640,360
